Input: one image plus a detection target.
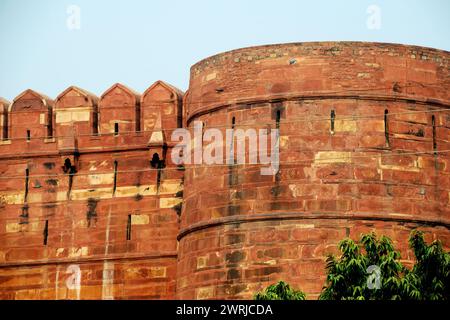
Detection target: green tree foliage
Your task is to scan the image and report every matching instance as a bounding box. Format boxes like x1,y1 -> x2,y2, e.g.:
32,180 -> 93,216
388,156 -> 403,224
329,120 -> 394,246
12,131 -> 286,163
253,231 -> 449,300
320,230 -> 450,300
404,230 -> 450,300
254,281 -> 306,300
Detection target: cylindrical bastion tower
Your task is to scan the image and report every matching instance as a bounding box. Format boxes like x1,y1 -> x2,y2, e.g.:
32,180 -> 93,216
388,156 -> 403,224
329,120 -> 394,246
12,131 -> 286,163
177,42 -> 450,299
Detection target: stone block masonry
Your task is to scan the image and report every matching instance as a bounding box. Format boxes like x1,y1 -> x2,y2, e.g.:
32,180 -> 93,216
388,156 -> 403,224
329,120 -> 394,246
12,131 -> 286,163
0,81 -> 183,299
0,42 -> 449,299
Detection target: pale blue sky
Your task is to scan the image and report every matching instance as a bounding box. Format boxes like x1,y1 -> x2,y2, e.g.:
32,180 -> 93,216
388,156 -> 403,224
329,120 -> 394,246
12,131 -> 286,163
0,0 -> 449,101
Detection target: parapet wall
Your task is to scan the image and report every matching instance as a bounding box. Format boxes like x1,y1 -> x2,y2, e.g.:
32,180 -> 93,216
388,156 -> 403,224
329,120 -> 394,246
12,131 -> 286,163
186,42 -> 449,122
0,81 -> 184,299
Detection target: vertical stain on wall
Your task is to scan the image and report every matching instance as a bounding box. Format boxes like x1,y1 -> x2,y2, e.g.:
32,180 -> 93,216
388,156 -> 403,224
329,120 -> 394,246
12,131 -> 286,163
19,205 -> 29,225
86,198 -> 98,227
102,205 -> 115,300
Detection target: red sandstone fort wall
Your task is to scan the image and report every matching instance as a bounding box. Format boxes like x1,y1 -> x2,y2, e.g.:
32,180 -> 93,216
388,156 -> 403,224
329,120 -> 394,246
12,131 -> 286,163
0,82 -> 183,299
0,42 -> 449,300
178,42 -> 450,299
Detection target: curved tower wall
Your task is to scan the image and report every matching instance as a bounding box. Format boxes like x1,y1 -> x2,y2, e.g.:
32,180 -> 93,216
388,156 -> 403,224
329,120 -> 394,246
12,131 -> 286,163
177,42 -> 450,299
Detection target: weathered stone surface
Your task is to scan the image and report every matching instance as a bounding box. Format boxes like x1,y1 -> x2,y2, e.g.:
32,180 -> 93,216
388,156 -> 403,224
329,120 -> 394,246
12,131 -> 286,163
177,42 -> 450,300
0,42 -> 449,300
0,81 -> 183,300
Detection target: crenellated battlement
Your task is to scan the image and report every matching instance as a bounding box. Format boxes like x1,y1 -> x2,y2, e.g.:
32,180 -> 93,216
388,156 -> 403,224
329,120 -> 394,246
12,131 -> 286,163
0,81 -> 183,159
0,80 -> 185,299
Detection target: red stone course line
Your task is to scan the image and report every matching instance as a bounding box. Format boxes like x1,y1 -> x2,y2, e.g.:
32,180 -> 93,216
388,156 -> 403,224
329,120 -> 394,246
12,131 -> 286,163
177,211 -> 450,241
186,92 -> 450,125
0,252 -> 178,269
0,148 -> 449,179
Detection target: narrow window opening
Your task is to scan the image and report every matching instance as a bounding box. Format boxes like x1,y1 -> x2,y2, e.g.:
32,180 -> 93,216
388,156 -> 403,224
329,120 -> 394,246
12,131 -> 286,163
126,215 -> 131,241
47,107 -> 53,138
113,160 -> 118,195
63,158 -> 72,173
43,220 -> 49,245
330,110 -> 336,134
275,109 -> 282,183
20,205 -> 29,220
24,168 -> 29,203
87,199 -> 98,228
432,115 -> 437,155
150,153 -> 160,169
135,101 -> 141,132
384,109 -> 390,147
114,123 -> 119,136
230,117 -> 236,165
177,98 -> 183,128
2,107 -> 7,140
228,116 -> 237,184
63,158 -> 77,198
151,153 -> 164,192
200,121 -> 204,150
26,130 -> 31,141
276,110 -> 281,129
92,104 -> 99,136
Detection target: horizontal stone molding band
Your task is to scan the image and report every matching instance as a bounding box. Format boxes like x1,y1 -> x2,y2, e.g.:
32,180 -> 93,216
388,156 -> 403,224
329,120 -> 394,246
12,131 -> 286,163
177,212 -> 450,241
0,252 -> 178,269
186,92 -> 450,125
191,41 -> 450,70
0,142 -> 179,161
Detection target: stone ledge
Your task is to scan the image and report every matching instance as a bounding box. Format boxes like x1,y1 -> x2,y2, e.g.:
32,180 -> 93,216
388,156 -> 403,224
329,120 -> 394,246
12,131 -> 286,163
186,92 -> 450,125
177,211 -> 450,241
0,252 -> 178,269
